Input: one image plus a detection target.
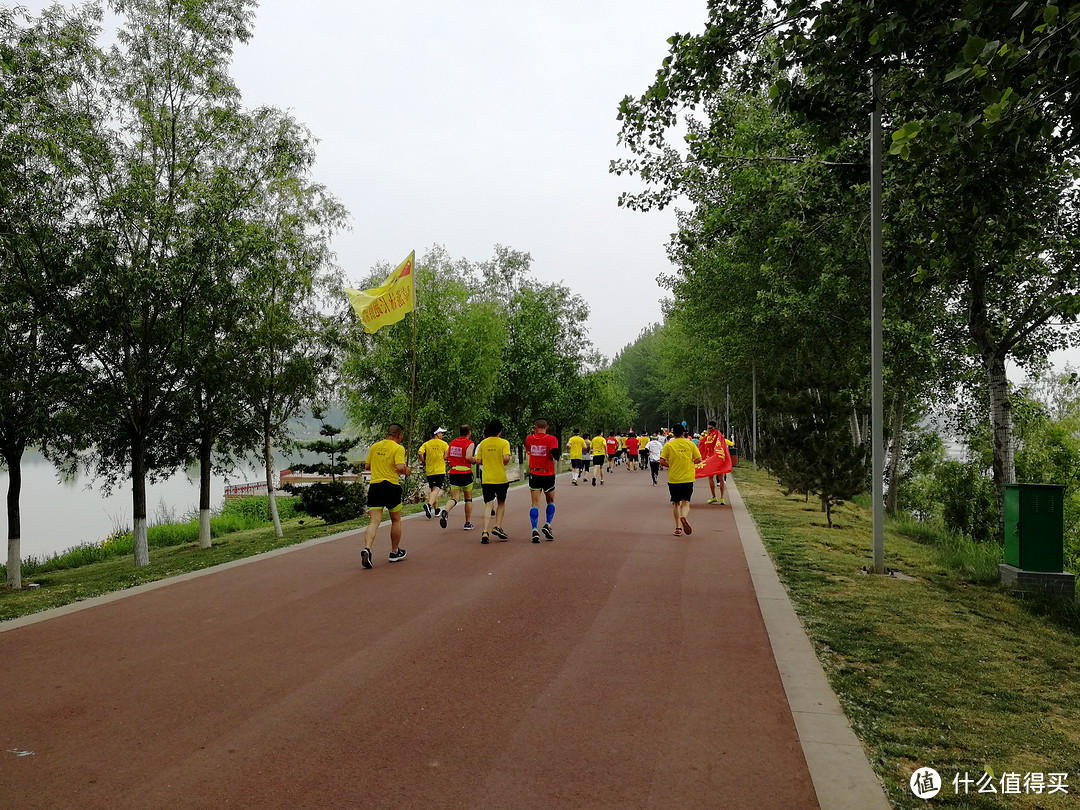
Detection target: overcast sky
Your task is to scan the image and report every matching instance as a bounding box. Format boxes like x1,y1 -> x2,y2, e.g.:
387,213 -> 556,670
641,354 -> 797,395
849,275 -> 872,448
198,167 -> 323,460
12,0 -> 709,358
226,0 -> 708,360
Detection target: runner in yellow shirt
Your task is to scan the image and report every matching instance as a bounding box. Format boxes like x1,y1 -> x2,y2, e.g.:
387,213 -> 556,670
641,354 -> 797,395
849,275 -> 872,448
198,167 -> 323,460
475,419 -> 513,543
659,423 -> 703,536
567,428 -> 589,485
361,423 -> 412,568
417,426 -> 448,519
590,432 -> 607,486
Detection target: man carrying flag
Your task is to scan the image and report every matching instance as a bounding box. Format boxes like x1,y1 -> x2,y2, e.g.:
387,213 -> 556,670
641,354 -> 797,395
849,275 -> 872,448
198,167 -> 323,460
696,420 -> 733,504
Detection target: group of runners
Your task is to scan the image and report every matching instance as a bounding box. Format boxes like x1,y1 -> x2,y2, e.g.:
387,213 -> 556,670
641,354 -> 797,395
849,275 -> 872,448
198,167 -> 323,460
359,418 -> 734,567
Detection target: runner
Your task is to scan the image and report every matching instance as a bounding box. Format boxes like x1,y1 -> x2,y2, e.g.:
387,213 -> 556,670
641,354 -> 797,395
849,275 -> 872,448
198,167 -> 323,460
581,432 -> 593,481
526,418 -> 560,542
417,426 -> 449,518
605,433 -> 618,472
360,423 -> 412,568
659,423 -> 702,536
475,419 -> 512,543
625,432 -> 640,471
646,433 -> 664,486
440,425 -> 477,531
699,420 -> 729,504
567,428 -> 589,486
590,431 -> 607,486
638,433 -> 650,470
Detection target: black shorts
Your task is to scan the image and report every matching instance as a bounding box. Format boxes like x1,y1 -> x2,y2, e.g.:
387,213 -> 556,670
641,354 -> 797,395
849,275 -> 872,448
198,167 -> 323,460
639,450 -> 649,461
571,459 -> 584,469
668,481 -> 694,503
368,480 -> 403,510
529,473 -> 556,493
426,474 -> 446,489
482,482 -> 510,503
592,454 -> 605,465
448,472 -> 474,493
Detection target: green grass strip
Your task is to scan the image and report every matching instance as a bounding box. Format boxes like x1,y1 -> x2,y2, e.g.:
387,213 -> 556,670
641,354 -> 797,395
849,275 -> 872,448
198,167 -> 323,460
735,465 -> 1080,809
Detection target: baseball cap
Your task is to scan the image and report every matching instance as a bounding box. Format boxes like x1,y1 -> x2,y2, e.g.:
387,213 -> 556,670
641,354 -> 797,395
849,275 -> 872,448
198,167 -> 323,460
434,427 -> 447,434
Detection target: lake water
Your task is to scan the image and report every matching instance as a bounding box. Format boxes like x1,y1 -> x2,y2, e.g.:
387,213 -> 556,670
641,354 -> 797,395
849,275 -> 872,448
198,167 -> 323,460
0,453 -> 269,561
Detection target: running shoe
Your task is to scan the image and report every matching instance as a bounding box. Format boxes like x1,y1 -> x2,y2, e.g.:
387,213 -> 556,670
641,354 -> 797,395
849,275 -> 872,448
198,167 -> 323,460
361,547 -> 372,569
708,497 -> 718,505
532,530 -> 541,544
719,498 -> 726,505
541,524 -> 553,540
423,502 -> 432,518
463,523 -> 475,531
681,517 -> 692,535
592,477 -> 596,486
388,548 -> 407,562
572,479 -> 578,486
673,527 -> 682,536
600,480 -> 604,485
439,510 -> 448,529
492,526 -> 508,540
481,533 -> 490,544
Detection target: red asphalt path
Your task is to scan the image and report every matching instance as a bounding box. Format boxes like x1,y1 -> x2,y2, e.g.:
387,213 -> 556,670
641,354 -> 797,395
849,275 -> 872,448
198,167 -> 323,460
1,465 -> 819,809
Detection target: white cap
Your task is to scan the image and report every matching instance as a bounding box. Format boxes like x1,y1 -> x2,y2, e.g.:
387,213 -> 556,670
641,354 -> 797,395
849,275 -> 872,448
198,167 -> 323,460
434,427 -> 447,434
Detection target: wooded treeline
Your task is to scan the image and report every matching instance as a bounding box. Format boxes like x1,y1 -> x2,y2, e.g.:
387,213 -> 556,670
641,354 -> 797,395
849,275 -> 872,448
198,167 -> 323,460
609,1 -> 1080,554
0,1 -> 636,587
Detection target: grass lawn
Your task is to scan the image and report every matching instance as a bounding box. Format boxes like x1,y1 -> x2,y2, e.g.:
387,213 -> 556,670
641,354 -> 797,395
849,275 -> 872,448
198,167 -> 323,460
0,507 -> 382,622
733,465 -> 1080,809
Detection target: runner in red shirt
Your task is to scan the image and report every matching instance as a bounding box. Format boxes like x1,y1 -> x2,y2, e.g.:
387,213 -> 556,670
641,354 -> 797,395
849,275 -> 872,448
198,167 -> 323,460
625,433 -> 640,471
605,434 -> 618,472
440,425 -> 477,529
527,418 -> 560,542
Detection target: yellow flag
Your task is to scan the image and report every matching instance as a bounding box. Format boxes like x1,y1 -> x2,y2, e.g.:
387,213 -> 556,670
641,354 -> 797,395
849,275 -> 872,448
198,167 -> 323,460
344,251 -> 416,333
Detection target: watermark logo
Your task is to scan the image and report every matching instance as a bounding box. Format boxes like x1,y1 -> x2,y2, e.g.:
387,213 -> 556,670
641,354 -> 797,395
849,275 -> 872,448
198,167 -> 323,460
911,767 -> 942,799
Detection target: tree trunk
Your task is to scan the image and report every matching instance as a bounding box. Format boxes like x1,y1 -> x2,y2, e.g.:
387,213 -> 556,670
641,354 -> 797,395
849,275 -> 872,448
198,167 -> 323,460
885,391 -> 905,515
131,434 -> 150,567
198,431 -> 214,549
5,446 -> 23,589
986,351 -> 1016,520
849,410 -> 862,445
263,429 -> 283,538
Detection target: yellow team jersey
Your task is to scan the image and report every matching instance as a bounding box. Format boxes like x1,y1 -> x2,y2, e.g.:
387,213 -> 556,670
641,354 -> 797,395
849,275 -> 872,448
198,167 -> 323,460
567,435 -> 588,460
590,435 -> 607,455
418,438 -> 448,475
660,437 -> 702,484
367,439 -> 406,484
618,435 -> 626,451
475,436 -> 512,484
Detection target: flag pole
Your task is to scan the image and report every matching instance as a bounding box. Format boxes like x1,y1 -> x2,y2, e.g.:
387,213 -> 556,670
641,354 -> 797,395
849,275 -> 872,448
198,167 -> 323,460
407,255 -> 418,468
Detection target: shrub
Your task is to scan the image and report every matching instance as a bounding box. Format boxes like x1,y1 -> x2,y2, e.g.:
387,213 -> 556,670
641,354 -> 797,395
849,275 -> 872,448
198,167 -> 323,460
284,481 -> 366,524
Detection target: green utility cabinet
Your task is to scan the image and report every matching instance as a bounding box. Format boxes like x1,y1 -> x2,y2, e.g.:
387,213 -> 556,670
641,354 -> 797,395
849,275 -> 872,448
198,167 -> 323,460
1003,483 -> 1065,573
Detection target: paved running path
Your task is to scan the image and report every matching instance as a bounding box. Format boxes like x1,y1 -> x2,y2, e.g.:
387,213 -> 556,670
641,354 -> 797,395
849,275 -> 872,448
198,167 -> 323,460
2,466 -> 824,809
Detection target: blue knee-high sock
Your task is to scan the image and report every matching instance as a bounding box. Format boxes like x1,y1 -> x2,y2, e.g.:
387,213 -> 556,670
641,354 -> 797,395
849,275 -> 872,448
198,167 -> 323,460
530,507 -> 539,529
546,503 -> 555,525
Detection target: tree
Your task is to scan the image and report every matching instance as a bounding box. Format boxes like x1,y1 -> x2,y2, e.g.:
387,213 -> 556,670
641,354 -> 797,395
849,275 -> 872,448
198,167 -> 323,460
282,408 -> 365,524
614,1 -> 1080,528
0,4 -> 102,587
176,106 -> 345,546
759,370 -> 871,529
492,282 -> 591,453
56,0 -> 259,566
342,245 -> 507,456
